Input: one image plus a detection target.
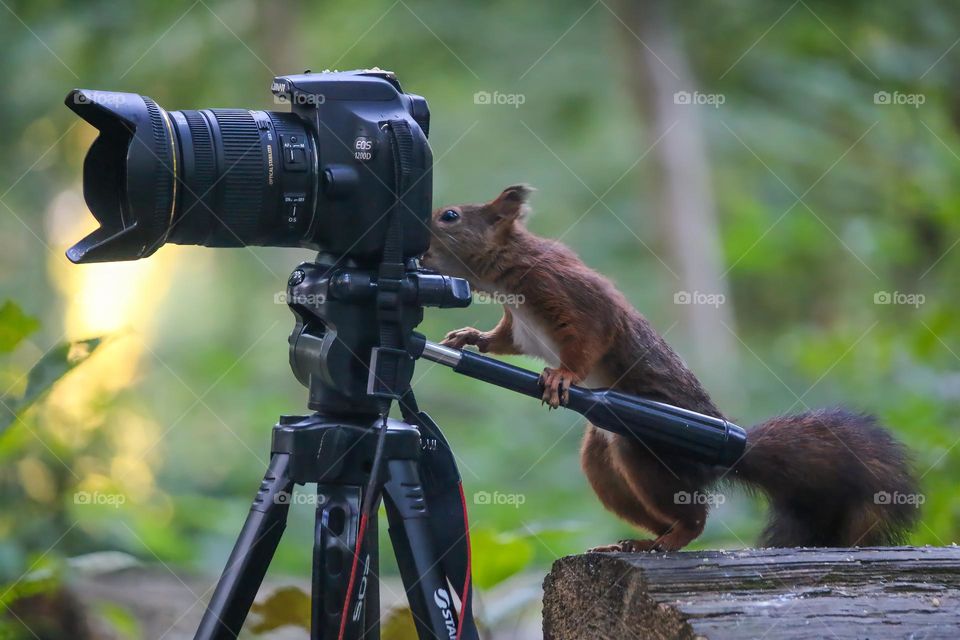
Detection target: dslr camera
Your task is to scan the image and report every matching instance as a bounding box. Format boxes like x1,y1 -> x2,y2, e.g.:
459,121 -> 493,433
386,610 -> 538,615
65,68 -> 433,263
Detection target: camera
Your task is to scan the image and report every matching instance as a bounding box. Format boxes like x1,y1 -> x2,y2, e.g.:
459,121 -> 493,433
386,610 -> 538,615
64,69 -> 432,263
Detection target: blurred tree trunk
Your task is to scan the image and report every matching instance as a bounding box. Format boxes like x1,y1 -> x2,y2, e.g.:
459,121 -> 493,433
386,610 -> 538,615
614,0 -> 740,400
258,0 -> 305,74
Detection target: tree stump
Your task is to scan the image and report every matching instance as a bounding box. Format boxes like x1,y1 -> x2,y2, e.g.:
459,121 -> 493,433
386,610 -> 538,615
542,546 -> 960,639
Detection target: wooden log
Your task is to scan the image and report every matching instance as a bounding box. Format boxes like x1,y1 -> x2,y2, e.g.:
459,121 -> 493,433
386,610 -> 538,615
542,546 -> 960,639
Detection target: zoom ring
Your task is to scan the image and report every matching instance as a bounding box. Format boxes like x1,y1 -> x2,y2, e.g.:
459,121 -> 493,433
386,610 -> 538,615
180,110 -> 217,240
210,109 -> 265,246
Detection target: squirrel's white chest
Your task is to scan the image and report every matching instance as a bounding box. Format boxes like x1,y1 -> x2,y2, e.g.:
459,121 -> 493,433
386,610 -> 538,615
510,307 -> 562,367
509,305 -> 610,390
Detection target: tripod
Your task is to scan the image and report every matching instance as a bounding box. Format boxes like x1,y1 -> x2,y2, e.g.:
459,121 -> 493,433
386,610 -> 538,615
194,410 -> 474,639
194,257 -> 478,640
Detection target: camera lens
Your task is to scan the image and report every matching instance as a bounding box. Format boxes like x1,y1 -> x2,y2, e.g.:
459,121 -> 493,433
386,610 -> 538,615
167,108 -> 316,249
64,89 -> 316,263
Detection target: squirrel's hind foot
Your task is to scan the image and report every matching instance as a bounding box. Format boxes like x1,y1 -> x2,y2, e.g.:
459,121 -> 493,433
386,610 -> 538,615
588,539 -> 662,553
539,367 -> 577,408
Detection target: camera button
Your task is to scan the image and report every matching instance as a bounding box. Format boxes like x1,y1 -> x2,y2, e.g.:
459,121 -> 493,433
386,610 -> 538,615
280,134 -> 307,171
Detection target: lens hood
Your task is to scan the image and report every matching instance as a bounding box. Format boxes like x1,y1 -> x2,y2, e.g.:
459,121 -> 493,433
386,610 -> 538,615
64,89 -> 176,263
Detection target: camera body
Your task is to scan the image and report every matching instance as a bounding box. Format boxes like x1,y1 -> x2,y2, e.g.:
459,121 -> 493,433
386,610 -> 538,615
270,70 -> 433,262
65,69 -> 433,263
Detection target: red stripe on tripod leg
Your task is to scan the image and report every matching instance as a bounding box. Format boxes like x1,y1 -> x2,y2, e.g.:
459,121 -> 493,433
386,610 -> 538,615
337,513 -> 370,640
456,482 -> 472,640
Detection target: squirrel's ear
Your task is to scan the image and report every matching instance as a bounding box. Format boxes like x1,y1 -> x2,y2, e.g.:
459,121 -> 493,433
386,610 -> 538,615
487,184 -> 535,226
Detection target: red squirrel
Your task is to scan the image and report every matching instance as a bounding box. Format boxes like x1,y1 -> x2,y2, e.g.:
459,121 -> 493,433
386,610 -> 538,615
421,185 -> 918,551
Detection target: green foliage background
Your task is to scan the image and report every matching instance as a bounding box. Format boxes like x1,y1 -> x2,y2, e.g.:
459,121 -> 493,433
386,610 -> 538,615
1,0 -> 959,617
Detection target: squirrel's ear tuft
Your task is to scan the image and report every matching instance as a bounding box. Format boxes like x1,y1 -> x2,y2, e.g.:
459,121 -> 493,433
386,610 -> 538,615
488,184 -> 535,226
498,184 -> 535,204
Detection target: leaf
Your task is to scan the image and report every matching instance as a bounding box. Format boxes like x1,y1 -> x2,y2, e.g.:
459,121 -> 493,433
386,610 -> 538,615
468,528 -> 535,590
95,601 -> 141,640
249,585 -> 311,633
0,337 -> 103,433
0,301 -> 40,353
380,605 -> 419,640
0,555 -> 63,607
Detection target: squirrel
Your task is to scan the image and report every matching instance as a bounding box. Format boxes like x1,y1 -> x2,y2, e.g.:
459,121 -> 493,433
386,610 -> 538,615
421,184 -> 919,551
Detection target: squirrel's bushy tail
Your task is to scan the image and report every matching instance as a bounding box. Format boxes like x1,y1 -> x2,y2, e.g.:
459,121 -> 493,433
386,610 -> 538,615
734,408 -> 918,547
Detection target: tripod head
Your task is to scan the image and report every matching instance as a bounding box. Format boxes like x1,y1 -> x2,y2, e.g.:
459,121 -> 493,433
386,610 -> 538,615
286,256 -> 470,418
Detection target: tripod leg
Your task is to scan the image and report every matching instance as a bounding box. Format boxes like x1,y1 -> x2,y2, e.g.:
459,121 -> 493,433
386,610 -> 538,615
195,453 -> 294,640
310,485 -> 363,640
383,459 -> 460,640
311,484 -> 386,640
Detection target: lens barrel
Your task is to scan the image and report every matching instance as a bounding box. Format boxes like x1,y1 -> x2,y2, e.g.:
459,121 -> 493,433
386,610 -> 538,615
65,90 -> 316,263
167,109 -> 316,249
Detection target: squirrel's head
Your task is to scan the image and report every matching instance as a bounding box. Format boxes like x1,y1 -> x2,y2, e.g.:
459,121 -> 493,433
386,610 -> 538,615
422,184 -> 534,281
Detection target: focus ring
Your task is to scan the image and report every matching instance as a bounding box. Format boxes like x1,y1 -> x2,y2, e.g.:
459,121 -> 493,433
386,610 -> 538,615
209,109 -> 264,246
141,98 -> 174,254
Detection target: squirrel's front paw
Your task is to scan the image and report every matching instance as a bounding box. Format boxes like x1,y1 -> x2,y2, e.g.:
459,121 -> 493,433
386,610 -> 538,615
441,327 -> 489,351
539,367 -> 578,409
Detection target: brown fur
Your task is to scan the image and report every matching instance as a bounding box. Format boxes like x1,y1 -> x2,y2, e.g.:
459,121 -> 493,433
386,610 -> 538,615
423,186 -> 919,550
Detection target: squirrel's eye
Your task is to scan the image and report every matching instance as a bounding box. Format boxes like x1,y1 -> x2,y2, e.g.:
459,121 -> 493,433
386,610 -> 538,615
439,209 -> 460,223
